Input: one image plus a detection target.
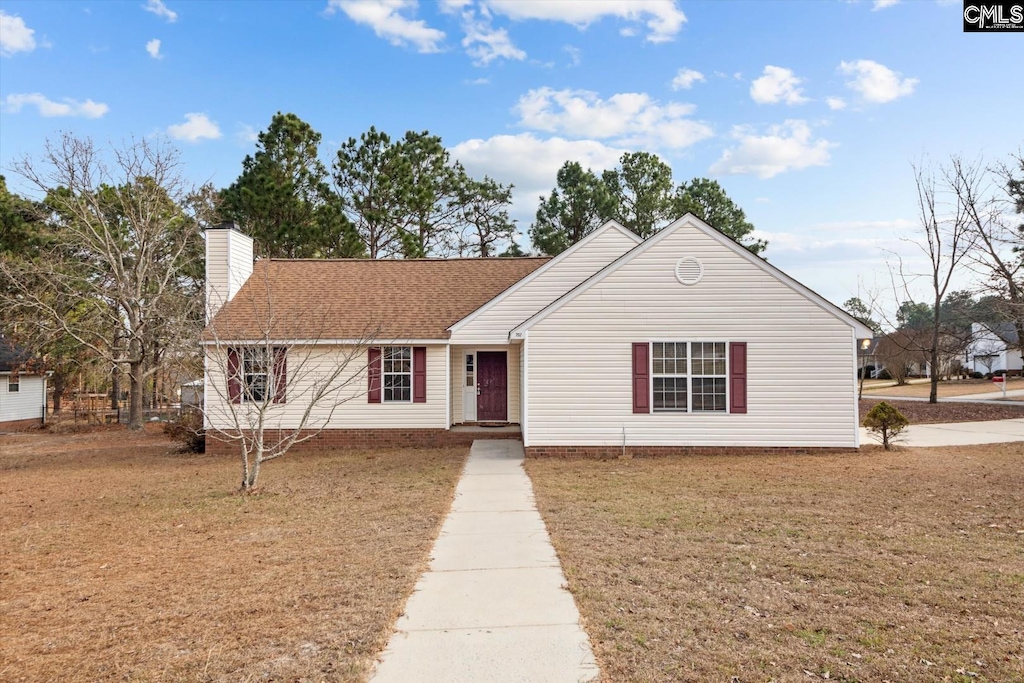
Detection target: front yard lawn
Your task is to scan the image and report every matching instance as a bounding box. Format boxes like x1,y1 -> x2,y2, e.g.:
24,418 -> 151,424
858,398 -> 1024,424
527,443 -> 1024,682
0,427 -> 466,682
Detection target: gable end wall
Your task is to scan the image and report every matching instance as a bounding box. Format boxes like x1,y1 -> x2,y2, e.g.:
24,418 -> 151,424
525,224 -> 858,448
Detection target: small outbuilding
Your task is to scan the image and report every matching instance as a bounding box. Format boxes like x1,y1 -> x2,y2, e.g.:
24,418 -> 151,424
0,337 -> 47,431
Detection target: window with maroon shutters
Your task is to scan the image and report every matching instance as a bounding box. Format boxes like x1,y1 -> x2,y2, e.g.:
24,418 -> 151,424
632,342 -> 650,414
635,341 -> 745,414
367,347 -> 382,403
729,342 -> 747,414
413,347 -> 426,403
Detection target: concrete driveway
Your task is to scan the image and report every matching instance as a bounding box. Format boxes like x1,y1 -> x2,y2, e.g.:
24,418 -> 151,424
861,418 -> 1024,447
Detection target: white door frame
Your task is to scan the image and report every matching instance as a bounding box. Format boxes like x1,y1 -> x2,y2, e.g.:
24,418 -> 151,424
462,351 -> 477,422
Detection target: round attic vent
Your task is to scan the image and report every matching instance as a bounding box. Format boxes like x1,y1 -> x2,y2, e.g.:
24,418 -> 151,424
675,256 -> 704,285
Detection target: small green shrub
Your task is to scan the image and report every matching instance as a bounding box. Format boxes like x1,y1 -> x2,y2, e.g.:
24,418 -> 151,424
862,401 -> 909,450
164,409 -> 205,453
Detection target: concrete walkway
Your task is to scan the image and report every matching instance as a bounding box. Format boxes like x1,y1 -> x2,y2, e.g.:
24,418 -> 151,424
371,440 -> 598,683
860,418 -> 1024,447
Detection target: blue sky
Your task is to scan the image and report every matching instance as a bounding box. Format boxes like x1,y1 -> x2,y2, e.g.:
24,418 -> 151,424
1,0 -> 1021,311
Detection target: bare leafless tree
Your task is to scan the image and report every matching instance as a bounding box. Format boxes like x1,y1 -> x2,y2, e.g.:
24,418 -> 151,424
201,266 -> 383,492
0,134 -> 204,429
951,151 -> 1024,361
907,160 -> 977,403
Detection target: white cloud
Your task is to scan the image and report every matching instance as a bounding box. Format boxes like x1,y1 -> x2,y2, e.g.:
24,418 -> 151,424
166,113 -> 222,142
2,93 -> 108,118
710,120 -> 835,179
515,87 -> 713,150
564,45 -> 581,67
483,0 -> 686,43
438,0 -> 472,12
826,96 -> 847,110
145,38 -> 162,59
143,0 -> 178,23
750,65 -> 808,105
0,11 -> 37,56
461,10 -> 525,65
450,132 -> 626,223
872,0 -> 900,10
326,0 -> 445,53
671,68 -> 705,90
236,124 -> 259,145
839,59 -> 917,103
465,76 -> 490,85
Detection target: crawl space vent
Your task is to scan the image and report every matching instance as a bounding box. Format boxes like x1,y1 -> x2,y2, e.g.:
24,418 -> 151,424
675,256 -> 704,285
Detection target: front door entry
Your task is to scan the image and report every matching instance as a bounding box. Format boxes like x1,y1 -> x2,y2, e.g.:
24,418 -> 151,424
476,351 -> 508,422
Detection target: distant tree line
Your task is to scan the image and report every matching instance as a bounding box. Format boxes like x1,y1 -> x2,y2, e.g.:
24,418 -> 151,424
530,152 -> 766,256
218,113 -> 519,259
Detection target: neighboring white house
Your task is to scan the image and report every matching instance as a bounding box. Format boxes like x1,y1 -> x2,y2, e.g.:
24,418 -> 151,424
201,216 -> 873,454
0,338 -> 47,430
967,322 -> 1023,375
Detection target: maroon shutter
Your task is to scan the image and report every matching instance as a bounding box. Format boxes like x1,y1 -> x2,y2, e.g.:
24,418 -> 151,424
730,342 -> 747,414
367,347 -> 381,403
227,348 -> 241,404
272,347 -> 287,404
413,346 -> 427,403
632,342 -> 650,414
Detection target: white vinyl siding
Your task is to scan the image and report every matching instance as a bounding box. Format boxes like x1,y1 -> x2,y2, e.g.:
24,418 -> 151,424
205,231 -> 229,318
449,226 -> 639,346
205,228 -> 254,321
206,344 -> 448,431
524,223 -> 859,448
449,344 -> 521,425
0,375 -> 45,423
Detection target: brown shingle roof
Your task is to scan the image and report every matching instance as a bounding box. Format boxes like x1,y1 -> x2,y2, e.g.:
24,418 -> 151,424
205,257 -> 551,341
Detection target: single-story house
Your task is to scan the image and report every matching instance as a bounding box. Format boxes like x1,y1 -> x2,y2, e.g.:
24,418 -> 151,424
0,337 -> 47,431
202,215 -> 873,455
967,322 -> 1023,375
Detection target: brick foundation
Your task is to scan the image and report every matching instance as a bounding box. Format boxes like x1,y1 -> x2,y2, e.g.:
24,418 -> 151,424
0,417 -> 43,432
205,427 -> 522,455
524,444 -> 858,459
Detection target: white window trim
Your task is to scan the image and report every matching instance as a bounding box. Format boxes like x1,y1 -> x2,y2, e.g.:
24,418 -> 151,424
650,341 -> 730,415
382,345 -> 413,404
651,342 -> 688,413
240,347 -> 272,404
8,376 -> 20,392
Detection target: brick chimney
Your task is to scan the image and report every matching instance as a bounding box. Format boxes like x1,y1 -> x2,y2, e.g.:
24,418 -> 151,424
204,222 -> 253,322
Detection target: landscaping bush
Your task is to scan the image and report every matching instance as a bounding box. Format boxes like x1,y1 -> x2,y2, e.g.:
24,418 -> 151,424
164,409 -> 205,453
875,369 -> 892,380
862,401 -> 909,450
971,372 -> 984,379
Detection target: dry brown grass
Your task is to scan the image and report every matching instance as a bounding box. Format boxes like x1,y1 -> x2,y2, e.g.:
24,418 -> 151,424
859,398 -> 1024,424
0,426 -> 467,682
526,444 -> 1024,683
863,377 -> 1024,399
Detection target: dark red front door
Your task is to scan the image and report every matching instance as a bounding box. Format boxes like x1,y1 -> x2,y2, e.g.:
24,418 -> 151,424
477,351 -> 507,422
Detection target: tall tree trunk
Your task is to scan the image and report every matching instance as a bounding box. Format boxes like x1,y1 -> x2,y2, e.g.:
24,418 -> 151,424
110,367 -> 120,411
929,302 -> 941,404
52,373 -> 66,414
128,360 -> 144,430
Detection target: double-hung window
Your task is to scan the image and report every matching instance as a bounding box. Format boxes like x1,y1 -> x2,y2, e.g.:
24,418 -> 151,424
690,342 -> 727,412
8,376 -> 19,393
382,346 -> 412,403
652,342 -> 727,413
652,342 -> 688,411
242,348 -> 271,402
